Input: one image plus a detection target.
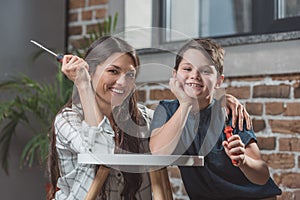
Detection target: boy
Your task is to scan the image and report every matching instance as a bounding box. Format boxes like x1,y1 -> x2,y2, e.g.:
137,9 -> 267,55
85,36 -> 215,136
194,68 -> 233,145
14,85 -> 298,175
149,39 -> 281,200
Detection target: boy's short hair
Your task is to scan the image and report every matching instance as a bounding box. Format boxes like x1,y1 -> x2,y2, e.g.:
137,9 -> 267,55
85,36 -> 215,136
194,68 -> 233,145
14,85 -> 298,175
174,38 -> 225,75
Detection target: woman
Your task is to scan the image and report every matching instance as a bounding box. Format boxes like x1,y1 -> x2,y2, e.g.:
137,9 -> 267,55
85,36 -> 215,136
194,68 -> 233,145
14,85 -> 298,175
47,36 -> 153,200
47,36 -> 251,200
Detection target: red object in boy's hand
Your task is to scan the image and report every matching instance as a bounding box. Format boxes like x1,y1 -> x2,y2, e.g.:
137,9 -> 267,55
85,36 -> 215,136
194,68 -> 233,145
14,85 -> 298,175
224,125 -> 238,165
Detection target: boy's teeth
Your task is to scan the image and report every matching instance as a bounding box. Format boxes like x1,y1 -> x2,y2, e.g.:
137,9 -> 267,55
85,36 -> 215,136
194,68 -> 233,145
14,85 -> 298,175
112,88 -> 124,94
188,83 -> 200,87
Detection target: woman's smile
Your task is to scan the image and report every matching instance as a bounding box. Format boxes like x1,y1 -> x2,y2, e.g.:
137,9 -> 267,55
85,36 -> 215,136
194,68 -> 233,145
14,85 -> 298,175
110,87 -> 125,94
92,53 -> 137,108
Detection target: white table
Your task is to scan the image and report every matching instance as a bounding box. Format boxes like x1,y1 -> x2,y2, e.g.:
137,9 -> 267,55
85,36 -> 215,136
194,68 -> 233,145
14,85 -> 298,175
78,154 -> 204,200
78,153 -> 204,166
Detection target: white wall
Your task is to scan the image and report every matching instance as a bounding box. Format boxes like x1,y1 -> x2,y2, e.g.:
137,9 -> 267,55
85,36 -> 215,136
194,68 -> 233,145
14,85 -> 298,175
224,40 -> 300,77
136,39 -> 300,83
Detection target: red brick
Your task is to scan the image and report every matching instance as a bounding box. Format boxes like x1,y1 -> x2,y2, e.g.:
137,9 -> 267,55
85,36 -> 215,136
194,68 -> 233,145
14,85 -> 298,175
279,138 -> 300,151
82,10 -> 92,20
256,137 -> 276,150
89,0 -> 108,6
269,120 -> 300,134
69,13 -> 78,22
271,74 -> 300,81
265,102 -> 285,115
262,153 -> 295,169
284,103 -> 300,116
294,82 -> 300,98
95,8 -> 106,19
69,0 -> 85,9
86,23 -> 100,34
69,38 -> 86,49
225,86 -> 250,99
253,84 -> 290,98
276,191 -> 294,200
294,190 -> 300,200
168,166 -> 181,179
69,26 -> 82,35
272,173 -> 281,186
245,102 -> 263,115
150,89 -> 176,100
252,119 -> 266,132
273,172 -> 300,188
136,90 -> 146,102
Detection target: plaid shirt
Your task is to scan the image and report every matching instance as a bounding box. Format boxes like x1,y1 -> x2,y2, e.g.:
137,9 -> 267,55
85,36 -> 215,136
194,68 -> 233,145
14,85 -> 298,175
54,104 -> 153,200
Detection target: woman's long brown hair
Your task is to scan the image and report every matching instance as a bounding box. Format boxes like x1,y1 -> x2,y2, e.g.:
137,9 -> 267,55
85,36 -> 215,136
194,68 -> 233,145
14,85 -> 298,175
47,36 -> 146,200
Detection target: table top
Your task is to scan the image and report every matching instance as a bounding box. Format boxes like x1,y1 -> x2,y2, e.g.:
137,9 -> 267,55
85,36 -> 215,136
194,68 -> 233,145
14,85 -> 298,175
78,153 -> 204,166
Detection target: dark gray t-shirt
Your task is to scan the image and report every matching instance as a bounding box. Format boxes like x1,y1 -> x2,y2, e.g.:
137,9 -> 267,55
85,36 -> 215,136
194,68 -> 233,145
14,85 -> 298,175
150,99 -> 281,200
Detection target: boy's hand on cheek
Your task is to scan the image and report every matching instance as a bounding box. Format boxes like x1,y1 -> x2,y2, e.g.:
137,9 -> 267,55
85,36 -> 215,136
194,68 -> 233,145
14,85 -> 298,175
169,78 -> 194,106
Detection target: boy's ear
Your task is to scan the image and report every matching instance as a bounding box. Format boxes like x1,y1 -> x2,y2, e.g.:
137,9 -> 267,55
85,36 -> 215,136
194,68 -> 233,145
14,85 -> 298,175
216,74 -> 224,88
172,69 -> 177,78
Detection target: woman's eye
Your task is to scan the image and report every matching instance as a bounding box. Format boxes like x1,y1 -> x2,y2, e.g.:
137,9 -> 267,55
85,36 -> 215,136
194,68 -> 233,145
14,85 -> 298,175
108,69 -> 118,74
126,72 -> 135,78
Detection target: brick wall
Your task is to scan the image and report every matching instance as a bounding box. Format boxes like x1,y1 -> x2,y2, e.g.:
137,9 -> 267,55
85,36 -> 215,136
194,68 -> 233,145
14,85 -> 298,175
137,73 -> 300,200
68,0 -> 108,50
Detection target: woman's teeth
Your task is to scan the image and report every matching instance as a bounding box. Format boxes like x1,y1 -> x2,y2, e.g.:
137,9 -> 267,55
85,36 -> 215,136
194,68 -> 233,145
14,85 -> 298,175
112,88 -> 124,94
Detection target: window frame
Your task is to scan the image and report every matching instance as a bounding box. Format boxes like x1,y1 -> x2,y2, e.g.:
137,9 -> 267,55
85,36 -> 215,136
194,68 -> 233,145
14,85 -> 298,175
154,0 -> 300,44
253,0 -> 300,34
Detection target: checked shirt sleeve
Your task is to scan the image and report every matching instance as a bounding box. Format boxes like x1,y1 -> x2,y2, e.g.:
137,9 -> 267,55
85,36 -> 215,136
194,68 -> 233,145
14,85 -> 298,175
54,107 -> 114,154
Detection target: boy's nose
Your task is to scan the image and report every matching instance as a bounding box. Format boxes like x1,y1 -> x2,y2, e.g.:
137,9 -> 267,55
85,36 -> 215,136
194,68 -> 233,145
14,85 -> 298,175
191,69 -> 201,80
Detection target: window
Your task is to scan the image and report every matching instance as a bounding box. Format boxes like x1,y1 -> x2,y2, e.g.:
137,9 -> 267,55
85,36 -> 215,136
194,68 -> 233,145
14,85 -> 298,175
159,0 -> 300,42
252,0 -> 300,34
162,0 -> 252,41
122,0 -> 300,48
277,0 -> 300,19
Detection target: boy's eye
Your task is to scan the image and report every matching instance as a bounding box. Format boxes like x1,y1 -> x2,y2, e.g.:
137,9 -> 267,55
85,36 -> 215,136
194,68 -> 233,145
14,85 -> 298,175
199,65 -> 214,74
200,69 -> 211,74
183,67 -> 192,71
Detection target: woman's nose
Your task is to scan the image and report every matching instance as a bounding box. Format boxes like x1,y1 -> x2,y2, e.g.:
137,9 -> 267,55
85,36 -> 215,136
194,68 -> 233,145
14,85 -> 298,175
116,74 -> 126,85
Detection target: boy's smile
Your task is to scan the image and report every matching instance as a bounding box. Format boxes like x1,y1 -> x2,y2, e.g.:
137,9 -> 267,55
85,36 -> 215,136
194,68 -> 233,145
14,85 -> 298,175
175,48 -> 222,102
